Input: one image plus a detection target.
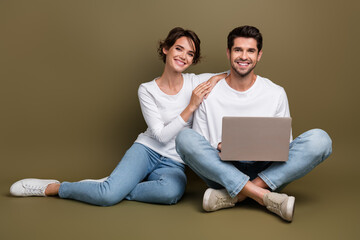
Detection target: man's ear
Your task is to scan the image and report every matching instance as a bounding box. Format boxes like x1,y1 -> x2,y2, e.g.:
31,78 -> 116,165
257,50 -> 263,61
226,48 -> 230,59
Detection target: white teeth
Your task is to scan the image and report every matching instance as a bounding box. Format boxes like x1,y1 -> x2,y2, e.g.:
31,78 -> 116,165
175,60 -> 185,65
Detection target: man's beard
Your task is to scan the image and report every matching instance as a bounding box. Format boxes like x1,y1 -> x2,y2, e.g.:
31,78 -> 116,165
231,62 -> 257,77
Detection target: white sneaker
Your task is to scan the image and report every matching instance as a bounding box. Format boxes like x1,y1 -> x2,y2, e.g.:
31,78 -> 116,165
79,177 -> 108,183
263,192 -> 295,222
10,178 -> 60,197
203,188 -> 238,212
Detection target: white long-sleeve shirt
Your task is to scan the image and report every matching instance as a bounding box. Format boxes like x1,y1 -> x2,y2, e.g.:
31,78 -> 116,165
193,75 -> 292,149
135,73 -> 219,163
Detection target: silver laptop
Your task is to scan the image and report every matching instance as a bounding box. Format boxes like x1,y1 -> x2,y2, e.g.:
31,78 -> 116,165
220,117 -> 292,161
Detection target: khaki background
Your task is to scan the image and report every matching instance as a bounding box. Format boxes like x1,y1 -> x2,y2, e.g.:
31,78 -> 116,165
1,0 -> 359,239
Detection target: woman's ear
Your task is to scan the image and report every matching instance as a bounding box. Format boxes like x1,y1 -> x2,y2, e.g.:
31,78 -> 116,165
162,47 -> 168,55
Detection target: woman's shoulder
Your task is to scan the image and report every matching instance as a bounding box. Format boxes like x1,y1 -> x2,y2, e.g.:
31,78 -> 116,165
182,72 -> 214,89
181,73 -> 196,81
182,72 -> 215,81
138,78 -> 158,92
138,79 -> 161,100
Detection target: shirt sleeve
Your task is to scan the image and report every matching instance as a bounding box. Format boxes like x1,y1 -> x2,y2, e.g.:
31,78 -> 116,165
276,88 -> 293,141
192,102 -> 211,141
138,84 -> 187,143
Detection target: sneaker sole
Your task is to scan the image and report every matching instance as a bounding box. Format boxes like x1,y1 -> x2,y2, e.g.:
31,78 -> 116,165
285,196 -> 295,222
202,188 -> 214,212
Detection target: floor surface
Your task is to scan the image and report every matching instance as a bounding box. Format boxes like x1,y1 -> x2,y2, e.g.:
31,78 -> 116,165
1,143 -> 358,240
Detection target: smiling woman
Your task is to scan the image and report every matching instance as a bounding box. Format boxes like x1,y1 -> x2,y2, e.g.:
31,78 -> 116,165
10,27 -> 227,206
162,37 -> 195,75
158,27 -> 201,64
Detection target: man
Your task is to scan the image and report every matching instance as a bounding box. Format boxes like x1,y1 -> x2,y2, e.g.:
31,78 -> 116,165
175,26 -> 332,222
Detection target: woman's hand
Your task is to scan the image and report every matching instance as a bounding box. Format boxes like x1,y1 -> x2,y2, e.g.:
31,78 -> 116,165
188,81 -> 212,111
204,73 -> 227,98
180,72 -> 227,122
180,81 -> 211,122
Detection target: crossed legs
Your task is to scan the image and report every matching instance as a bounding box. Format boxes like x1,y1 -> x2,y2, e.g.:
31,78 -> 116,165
175,128 -> 332,219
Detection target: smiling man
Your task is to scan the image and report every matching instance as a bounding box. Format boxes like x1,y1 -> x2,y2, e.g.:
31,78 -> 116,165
175,26 -> 332,222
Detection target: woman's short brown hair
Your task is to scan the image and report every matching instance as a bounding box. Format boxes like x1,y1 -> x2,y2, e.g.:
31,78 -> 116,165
158,27 -> 201,64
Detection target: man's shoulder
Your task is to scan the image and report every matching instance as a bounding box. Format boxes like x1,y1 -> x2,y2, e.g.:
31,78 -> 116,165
203,78 -> 227,99
257,76 -> 285,93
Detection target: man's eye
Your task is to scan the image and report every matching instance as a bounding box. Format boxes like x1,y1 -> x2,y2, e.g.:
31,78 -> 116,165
176,47 -> 181,51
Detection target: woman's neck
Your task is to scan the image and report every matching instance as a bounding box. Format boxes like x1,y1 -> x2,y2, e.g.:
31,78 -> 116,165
156,67 -> 184,95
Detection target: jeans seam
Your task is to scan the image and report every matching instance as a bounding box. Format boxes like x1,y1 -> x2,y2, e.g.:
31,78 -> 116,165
229,175 -> 250,198
258,172 -> 277,190
149,156 -> 163,173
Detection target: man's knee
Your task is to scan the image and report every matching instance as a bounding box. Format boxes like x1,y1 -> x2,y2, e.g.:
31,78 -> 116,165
175,129 -> 198,155
307,128 -> 332,159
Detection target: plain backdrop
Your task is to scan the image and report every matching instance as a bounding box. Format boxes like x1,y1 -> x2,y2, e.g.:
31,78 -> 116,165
1,0 -> 358,181
1,1 -> 359,239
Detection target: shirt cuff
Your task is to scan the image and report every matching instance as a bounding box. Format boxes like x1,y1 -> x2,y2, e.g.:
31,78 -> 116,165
177,115 -> 187,125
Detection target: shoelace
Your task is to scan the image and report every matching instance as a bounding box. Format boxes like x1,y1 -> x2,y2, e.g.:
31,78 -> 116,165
215,195 -> 234,207
266,197 -> 284,216
23,183 -> 46,196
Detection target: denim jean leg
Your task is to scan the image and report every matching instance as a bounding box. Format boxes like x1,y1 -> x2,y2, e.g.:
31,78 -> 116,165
258,129 -> 332,190
58,143 -> 156,206
176,129 -> 250,198
125,158 -> 187,205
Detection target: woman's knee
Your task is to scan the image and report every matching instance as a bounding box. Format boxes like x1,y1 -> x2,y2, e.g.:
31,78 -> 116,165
161,189 -> 184,205
95,188 -> 124,207
160,183 -> 185,205
158,173 -> 186,205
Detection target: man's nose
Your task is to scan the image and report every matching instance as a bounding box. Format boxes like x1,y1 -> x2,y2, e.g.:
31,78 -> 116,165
240,51 -> 248,60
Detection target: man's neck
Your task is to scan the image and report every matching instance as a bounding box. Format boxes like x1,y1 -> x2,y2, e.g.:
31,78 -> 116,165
225,70 -> 257,92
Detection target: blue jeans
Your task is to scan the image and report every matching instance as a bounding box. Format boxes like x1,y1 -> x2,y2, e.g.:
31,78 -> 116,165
175,129 -> 332,198
58,143 -> 186,206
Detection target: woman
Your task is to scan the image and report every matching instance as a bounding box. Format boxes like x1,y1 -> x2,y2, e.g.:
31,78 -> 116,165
10,27 -> 226,206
